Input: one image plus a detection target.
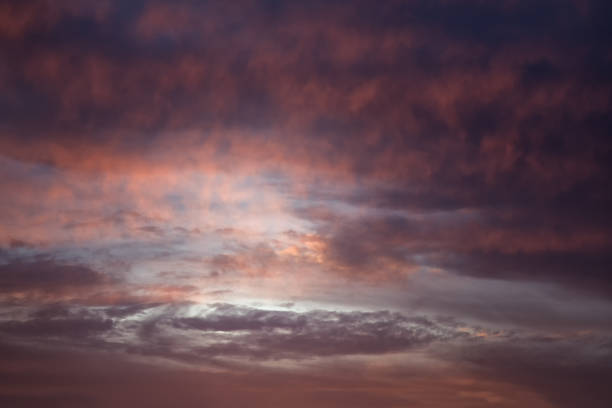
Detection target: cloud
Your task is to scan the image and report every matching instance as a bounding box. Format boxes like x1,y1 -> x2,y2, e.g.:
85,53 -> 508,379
0,1 -> 610,291
0,338 -> 557,408
1,2 -> 612,406
0,316 -> 113,339
0,259 -> 108,293
169,304 -> 461,358
448,334 -> 612,408
0,303 -> 463,362
0,301 -> 609,407
291,207 -> 612,296
0,0 -> 609,186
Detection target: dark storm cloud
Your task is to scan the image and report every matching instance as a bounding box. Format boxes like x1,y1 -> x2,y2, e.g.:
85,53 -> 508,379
0,316 -> 113,339
449,335 -> 612,408
1,0 -> 610,171
0,259 -> 108,293
434,250 -> 612,297
0,252 -> 195,306
294,207 -> 612,296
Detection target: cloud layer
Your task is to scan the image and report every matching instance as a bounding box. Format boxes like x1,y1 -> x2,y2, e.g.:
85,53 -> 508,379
1,0 -> 611,406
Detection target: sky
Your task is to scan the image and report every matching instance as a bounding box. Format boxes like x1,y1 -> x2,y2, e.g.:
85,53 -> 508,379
1,1 -> 611,407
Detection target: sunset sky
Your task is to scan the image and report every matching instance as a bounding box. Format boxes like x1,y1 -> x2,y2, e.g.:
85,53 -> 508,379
1,1 -> 612,407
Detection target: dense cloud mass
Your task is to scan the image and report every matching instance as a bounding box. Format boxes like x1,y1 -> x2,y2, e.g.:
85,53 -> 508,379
1,0 -> 611,407
1,303 -> 460,359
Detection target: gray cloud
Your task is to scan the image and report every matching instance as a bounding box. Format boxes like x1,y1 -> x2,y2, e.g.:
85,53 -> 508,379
448,335 -> 612,408
169,304 -> 461,358
0,259 -> 108,293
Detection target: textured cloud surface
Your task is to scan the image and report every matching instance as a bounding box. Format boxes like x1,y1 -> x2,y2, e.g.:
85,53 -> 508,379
1,0 -> 611,406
